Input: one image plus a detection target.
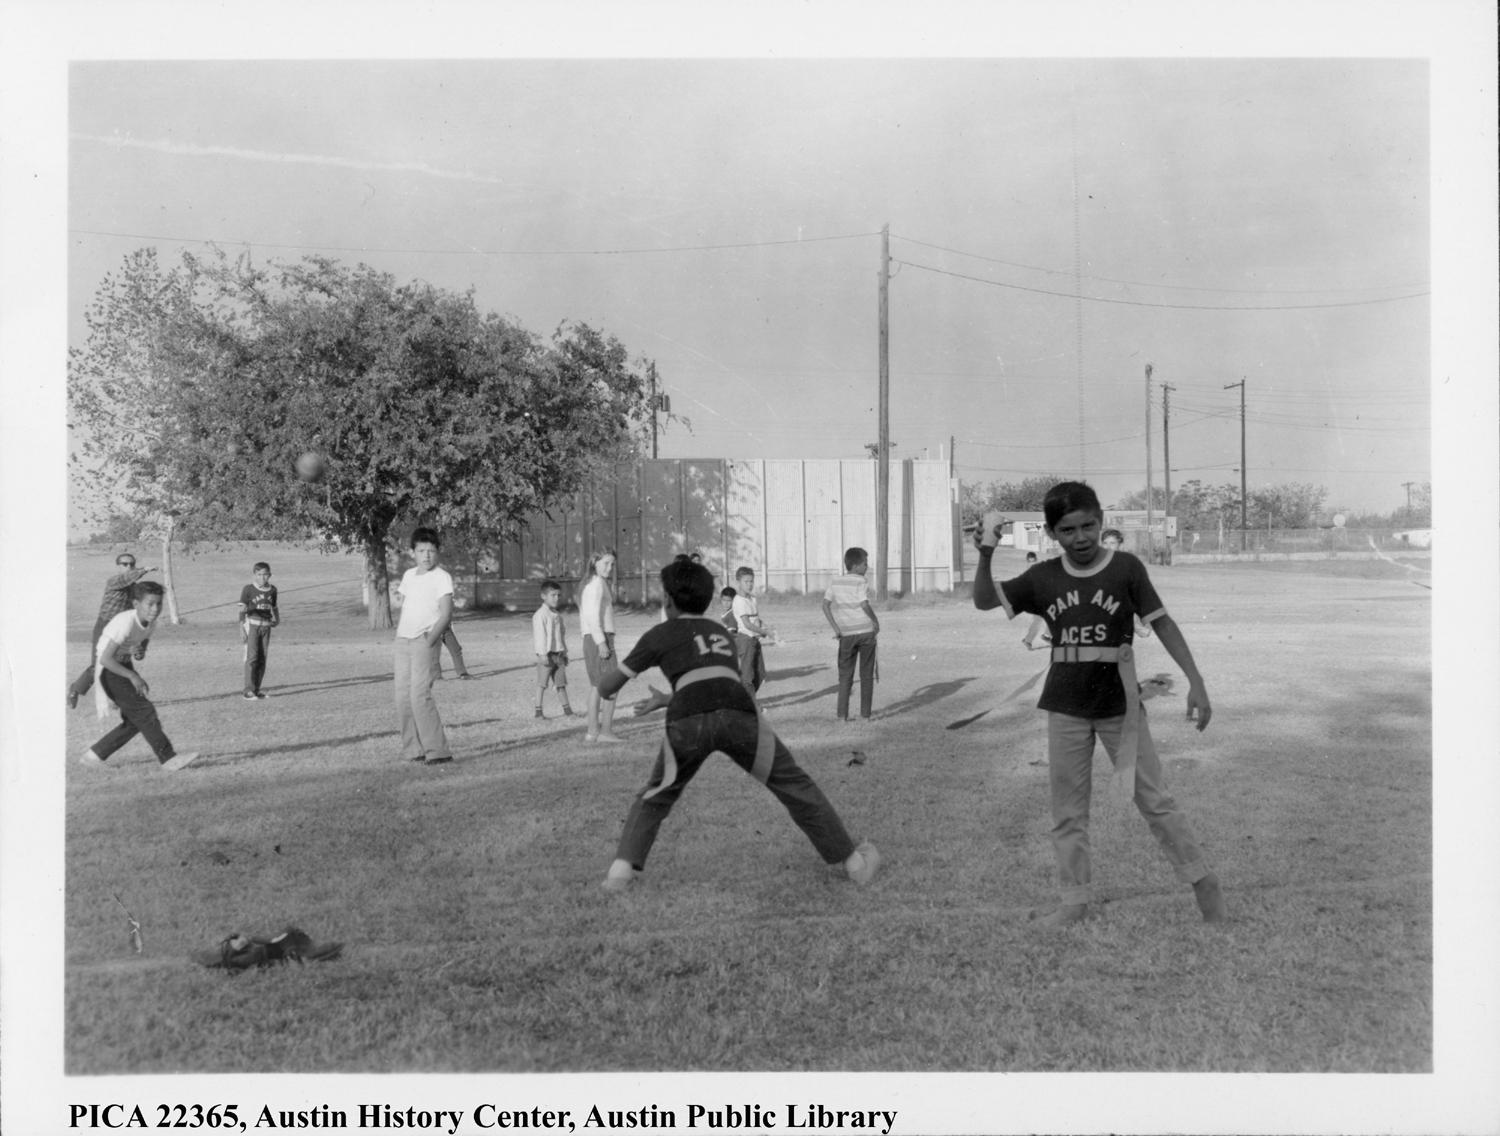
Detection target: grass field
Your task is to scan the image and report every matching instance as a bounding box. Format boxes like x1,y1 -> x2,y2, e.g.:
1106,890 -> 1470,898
61,541 -> 1432,1076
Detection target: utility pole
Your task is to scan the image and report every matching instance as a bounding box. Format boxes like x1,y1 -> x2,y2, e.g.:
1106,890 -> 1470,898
1401,480 -> 1415,514
646,363 -> 667,460
1224,379 -> 1247,551
1162,381 -> 1175,546
647,367 -> 658,460
1144,364 -> 1153,555
876,223 -> 890,601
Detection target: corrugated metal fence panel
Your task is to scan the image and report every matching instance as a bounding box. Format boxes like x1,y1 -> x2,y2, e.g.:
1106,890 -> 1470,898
726,459 -> 765,580
680,459 -> 729,583
839,461 -> 877,555
763,460 -> 807,593
804,460 -> 845,582
913,461 -> 954,575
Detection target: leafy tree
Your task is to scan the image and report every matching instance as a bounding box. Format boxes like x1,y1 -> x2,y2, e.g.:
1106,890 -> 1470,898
960,474 -> 1067,525
69,247 -> 660,628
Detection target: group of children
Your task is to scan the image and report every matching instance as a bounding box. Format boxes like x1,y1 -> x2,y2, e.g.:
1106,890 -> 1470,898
70,480 -> 1226,926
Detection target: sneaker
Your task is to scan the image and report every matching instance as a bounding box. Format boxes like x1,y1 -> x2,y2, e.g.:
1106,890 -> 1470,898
254,691 -> 267,700
458,673 -> 473,681
590,733 -> 625,745
68,688 -> 79,710
407,754 -> 427,763
243,691 -> 258,701
1193,872 -> 1227,923
534,707 -> 544,719
424,755 -> 453,765
161,751 -> 201,772
601,859 -> 641,893
845,841 -> 882,886
78,747 -> 109,768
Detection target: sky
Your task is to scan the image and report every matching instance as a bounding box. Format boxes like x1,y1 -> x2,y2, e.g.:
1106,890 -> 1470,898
3,3 -> 1498,1135
62,57 -> 1431,522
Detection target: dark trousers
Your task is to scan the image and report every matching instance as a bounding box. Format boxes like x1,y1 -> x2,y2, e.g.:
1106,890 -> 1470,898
92,667 -> 176,764
70,616 -> 109,697
836,632 -> 878,719
614,708 -> 856,870
243,622 -> 272,693
438,628 -> 468,677
736,636 -> 765,693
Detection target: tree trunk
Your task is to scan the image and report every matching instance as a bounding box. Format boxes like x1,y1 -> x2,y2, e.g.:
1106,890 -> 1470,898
161,516 -> 182,624
365,535 -> 393,630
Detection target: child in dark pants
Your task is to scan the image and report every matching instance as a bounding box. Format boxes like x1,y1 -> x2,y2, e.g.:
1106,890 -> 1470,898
821,546 -> 880,721
81,581 -> 200,772
596,558 -> 880,892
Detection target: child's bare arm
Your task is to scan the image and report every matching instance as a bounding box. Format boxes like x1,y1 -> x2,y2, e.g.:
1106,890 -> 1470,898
821,599 -> 841,636
971,546 -> 1006,612
861,601 -> 880,634
99,647 -> 147,693
1148,614 -> 1211,731
597,663 -> 630,701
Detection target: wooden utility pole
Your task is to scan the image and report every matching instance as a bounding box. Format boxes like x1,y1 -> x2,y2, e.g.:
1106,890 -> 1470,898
1162,381 -> 1175,543
1224,379 -> 1247,550
876,223 -> 890,601
1144,363 -> 1154,553
1401,480 -> 1415,512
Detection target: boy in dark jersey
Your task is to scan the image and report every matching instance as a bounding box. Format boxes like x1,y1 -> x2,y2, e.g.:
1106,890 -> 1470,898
237,561 -> 280,700
596,558 -> 880,892
973,481 -> 1226,927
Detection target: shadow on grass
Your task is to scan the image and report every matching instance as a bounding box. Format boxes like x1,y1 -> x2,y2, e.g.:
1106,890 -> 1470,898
758,684 -> 840,710
870,677 -> 978,720
155,665 -> 535,707
764,664 -> 830,682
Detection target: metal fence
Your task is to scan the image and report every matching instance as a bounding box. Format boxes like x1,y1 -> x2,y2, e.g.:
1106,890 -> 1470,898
446,457 -> 959,609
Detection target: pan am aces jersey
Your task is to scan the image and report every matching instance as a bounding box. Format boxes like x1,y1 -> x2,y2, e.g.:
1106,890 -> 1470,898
999,549 -> 1166,720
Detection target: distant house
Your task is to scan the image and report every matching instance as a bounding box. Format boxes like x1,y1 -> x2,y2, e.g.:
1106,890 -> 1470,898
1392,529 -> 1433,549
963,512 -> 1054,555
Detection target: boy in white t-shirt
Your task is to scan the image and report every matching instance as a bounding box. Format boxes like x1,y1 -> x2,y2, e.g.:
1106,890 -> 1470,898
532,579 -> 574,719
80,581 -> 200,772
730,567 -> 769,695
393,527 -> 455,765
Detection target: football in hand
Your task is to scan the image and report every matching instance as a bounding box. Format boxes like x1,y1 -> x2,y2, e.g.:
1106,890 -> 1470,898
295,451 -> 326,483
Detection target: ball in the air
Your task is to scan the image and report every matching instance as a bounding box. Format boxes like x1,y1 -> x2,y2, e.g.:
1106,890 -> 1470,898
295,451 -> 326,483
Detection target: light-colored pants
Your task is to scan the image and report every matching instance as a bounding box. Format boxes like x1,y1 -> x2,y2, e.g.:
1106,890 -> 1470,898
393,635 -> 451,761
1046,707 -> 1210,905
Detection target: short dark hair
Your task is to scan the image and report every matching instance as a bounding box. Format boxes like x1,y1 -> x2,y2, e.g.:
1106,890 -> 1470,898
735,565 -> 754,580
539,578 -> 561,594
720,586 -> 737,599
133,580 -> 165,601
843,546 -> 868,571
1042,481 -> 1103,529
252,561 -> 271,573
661,559 -> 715,615
1101,528 -> 1124,543
115,553 -> 137,567
410,526 -> 441,550
1025,551 -> 1038,562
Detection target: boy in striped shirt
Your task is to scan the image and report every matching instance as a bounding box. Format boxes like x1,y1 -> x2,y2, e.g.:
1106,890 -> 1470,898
821,547 -> 881,721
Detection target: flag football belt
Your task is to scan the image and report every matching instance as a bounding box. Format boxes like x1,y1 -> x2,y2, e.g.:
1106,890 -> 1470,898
245,616 -> 274,626
1050,643 -> 1141,803
645,666 -> 777,797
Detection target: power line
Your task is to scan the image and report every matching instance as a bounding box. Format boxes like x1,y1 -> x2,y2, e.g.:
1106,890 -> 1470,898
892,233 -> 1427,296
892,259 -> 1431,312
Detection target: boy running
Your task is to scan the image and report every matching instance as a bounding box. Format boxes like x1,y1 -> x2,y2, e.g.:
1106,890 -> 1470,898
80,581 -> 200,772
597,558 -> 880,893
972,481 -> 1225,927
